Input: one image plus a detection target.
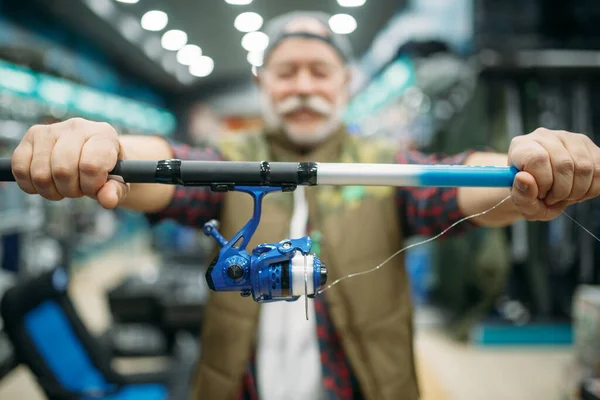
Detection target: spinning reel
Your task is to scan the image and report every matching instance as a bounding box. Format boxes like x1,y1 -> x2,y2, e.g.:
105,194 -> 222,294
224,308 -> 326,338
202,186 -> 327,303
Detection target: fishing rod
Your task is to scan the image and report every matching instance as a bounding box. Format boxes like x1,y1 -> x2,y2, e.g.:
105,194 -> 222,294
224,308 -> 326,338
0,158 -> 517,309
0,158 -> 517,189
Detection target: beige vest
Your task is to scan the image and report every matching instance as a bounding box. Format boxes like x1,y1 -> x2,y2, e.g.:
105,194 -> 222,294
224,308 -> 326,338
190,129 -> 419,400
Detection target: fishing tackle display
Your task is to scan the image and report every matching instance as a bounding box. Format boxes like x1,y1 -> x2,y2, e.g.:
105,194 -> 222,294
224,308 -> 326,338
0,158 -> 517,307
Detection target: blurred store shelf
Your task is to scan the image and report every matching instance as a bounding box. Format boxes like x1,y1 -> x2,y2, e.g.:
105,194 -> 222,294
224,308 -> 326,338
0,209 -> 44,236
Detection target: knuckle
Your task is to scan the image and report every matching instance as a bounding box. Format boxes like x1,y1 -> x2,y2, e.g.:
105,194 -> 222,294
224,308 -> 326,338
508,136 -> 524,153
574,159 -> 594,176
52,164 -> 75,181
30,168 -> 54,187
576,133 -> 592,144
555,157 -> 575,175
510,135 -> 524,146
11,152 -> 29,179
79,159 -> 104,176
11,164 -> 29,180
526,149 -> 549,169
68,117 -> 87,128
97,121 -> 117,137
26,124 -> 46,138
532,127 -> 550,136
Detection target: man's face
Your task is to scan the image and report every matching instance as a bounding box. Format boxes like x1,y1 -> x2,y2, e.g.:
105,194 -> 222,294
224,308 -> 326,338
258,36 -> 350,147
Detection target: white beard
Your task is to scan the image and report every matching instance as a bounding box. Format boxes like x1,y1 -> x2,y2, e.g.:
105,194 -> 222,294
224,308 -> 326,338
260,92 -> 344,147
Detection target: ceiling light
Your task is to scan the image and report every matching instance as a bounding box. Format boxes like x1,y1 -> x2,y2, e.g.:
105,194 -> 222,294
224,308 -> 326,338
141,10 -> 168,31
189,56 -> 214,77
177,44 -> 202,65
329,14 -> 357,34
161,29 -> 187,51
234,12 -> 263,32
115,0 -> 139,3
225,0 -> 252,4
337,0 -> 366,6
241,31 -> 269,52
247,51 -> 264,67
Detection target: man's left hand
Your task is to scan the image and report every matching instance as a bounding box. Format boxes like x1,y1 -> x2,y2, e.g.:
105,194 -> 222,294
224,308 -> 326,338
508,128 -> 600,221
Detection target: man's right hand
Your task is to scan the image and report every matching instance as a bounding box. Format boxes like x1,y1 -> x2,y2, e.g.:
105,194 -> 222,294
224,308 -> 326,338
11,117 -> 129,209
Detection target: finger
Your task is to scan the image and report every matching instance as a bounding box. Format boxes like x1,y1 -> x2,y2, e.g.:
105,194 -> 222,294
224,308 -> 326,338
511,171 -> 545,219
509,138 -> 553,199
79,134 -> 120,199
579,145 -> 600,202
11,137 -> 36,194
51,132 -> 86,198
532,135 -> 574,206
96,180 -> 129,209
556,133 -> 594,202
30,126 -> 63,201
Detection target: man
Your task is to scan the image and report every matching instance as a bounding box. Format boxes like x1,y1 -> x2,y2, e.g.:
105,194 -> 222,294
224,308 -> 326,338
9,11 -> 600,400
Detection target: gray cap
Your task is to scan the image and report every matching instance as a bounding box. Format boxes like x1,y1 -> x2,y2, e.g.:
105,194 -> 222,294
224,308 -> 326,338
260,11 -> 355,67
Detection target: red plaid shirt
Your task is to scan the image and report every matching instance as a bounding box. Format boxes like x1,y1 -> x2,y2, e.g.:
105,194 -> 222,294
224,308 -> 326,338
146,141 -> 477,399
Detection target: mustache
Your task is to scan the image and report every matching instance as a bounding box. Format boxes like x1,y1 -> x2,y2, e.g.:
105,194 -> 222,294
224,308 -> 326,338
275,95 -> 333,116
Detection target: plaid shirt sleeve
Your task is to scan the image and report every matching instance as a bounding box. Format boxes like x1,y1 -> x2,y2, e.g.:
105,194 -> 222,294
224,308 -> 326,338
145,140 -> 225,227
396,149 -> 479,238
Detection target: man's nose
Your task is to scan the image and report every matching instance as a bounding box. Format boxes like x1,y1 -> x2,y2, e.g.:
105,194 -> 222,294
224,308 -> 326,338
293,70 -> 316,95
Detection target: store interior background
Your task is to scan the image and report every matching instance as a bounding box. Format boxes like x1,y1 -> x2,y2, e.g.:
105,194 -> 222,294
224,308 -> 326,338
1,0 -> 600,399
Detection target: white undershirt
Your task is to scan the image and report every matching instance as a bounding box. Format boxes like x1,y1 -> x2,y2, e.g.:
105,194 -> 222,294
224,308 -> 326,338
256,186 -> 324,400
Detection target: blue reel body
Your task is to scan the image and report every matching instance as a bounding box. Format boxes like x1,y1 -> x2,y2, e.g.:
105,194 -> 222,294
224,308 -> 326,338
203,186 -> 327,303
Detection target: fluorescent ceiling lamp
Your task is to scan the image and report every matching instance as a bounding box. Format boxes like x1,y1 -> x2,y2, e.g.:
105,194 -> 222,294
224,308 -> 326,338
241,31 -> 269,52
225,0 -> 252,4
161,29 -> 187,51
38,78 -> 73,106
234,12 -> 263,32
189,56 -> 215,77
141,10 -> 168,31
177,44 -> 202,65
115,0 -> 139,3
247,51 -> 264,67
329,14 -> 357,34
337,0 -> 366,6
0,65 -> 37,94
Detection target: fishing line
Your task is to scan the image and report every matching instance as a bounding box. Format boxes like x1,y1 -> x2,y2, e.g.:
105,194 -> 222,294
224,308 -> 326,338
561,210 -> 600,242
317,195 -> 512,294
317,195 -> 600,295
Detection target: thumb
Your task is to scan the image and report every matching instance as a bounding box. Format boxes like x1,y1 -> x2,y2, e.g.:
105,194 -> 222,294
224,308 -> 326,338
510,171 -> 544,217
512,171 -> 538,198
96,179 -> 130,209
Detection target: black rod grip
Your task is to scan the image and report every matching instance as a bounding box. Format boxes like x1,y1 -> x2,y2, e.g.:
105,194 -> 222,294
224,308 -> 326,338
0,158 -> 160,183
0,158 -> 319,186
109,160 -> 159,183
178,161 -> 315,186
0,158 -> 14,182
180,161 -> 261,185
